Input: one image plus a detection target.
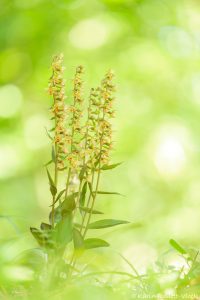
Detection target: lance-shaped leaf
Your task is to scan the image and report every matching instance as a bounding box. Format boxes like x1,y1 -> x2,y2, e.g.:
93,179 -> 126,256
46,168 -> 57,196
30,227 -> 55,249
169,239 -> 187,255
88,219 -> 129,229
74,223 -> 83,229
44,160 -> 53,167
51,189 -> 66,206
52,145 -> 56,163
45,127 -> 53,140
94,191 -> 123,196
49,207 -> 62,225
54,213 -> 73,247
84,238 -> 109,249
79,165 -> 87,181
101,162 -> 123,170
79,182 -> 87,208
61,193 -> 77,213
40,223 -> 52,230
73,228 -> 84,250
79,207 -> 103,215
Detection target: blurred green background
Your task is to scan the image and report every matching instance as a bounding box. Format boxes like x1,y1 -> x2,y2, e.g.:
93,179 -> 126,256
1,0 -> 200,277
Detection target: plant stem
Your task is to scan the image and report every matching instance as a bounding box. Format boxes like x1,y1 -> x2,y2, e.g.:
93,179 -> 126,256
82,166 -> 101,238
51,92 -> 58,228
82,107 -> 105,237
79,171 -> 95,234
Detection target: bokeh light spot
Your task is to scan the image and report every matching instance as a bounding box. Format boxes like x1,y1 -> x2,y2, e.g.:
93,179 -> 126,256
154,136 -> 186,176
149,123 -> 192,178
24,114 -> 49,150
0,85 -> 23,118
69,18 -> 108,49
0,145 -> 21,179
159,26 -> 193,58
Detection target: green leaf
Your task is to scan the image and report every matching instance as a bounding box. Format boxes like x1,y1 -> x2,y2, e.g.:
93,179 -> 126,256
84,238 -> 109,249
46,168 -> 57,196
79,182 -> 87,208
52,145 -> 56,163
94,154 -> 101,168
61,193 -> 77,213
14,248 -> 46,271
54,214 -> 73,247
44,160 -> 53,167
169,239 -> 187,255
30,227 -> 55,249
74,223 -> 83,229
88,182 -> 93,193
45,127 -> 53,140
40,223 -> 52,230
52,189 -> 66,206
88,219 -> 129,229
79,165 -> 87,181
73,228 -> 84,250
101,162 -> 123,170
80,207 -> 103,214
49,207 -> 62,225
95,191 -> 123,196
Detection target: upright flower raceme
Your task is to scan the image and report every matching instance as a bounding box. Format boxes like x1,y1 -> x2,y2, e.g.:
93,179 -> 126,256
85,87 -> 101,169
99,70 -> 115,165
66,65 -> 84,170
48,54 -> 67,170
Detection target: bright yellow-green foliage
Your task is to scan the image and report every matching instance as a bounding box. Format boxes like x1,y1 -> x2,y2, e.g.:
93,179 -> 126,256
1,0 -> 200,298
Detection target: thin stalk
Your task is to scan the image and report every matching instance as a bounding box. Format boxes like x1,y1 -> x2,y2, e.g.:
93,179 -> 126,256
69,93 -> 93,273
73,93 -> 93,220
82,108 -> 105,238
51,146 -> 58,228
82,165 -> 101,238
51,90 -> 58,228
64,101 -> 75,200
64,167 -> 71,200
80,171 -> 95,234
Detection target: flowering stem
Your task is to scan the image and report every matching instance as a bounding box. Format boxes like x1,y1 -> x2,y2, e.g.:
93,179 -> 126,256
83,167 -> 101,238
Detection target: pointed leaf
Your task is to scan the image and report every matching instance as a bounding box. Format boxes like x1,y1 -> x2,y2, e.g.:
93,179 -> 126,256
30,227 -> 54,249
45,127 -> 53,140
80,207 -> 103,214
54,214 -> 73,247
61,193 -> 77,213
95,191 -> 123,196
46,168 -> 57,196
88,182 -> 95,199
88,219 -> 129,229
73,228 -> 84,250
84,238 -> 109,249
52,145 -> 56,163
101,162 -> 123,170
51,189 -> 66,206
44,160 -> 53,167
79,165 -> 87,181
74,223 -> 83,229
49,207 -> 62,225
79,182 -> 87,208
169,239 -> 187,255
40,223 -> 52,230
